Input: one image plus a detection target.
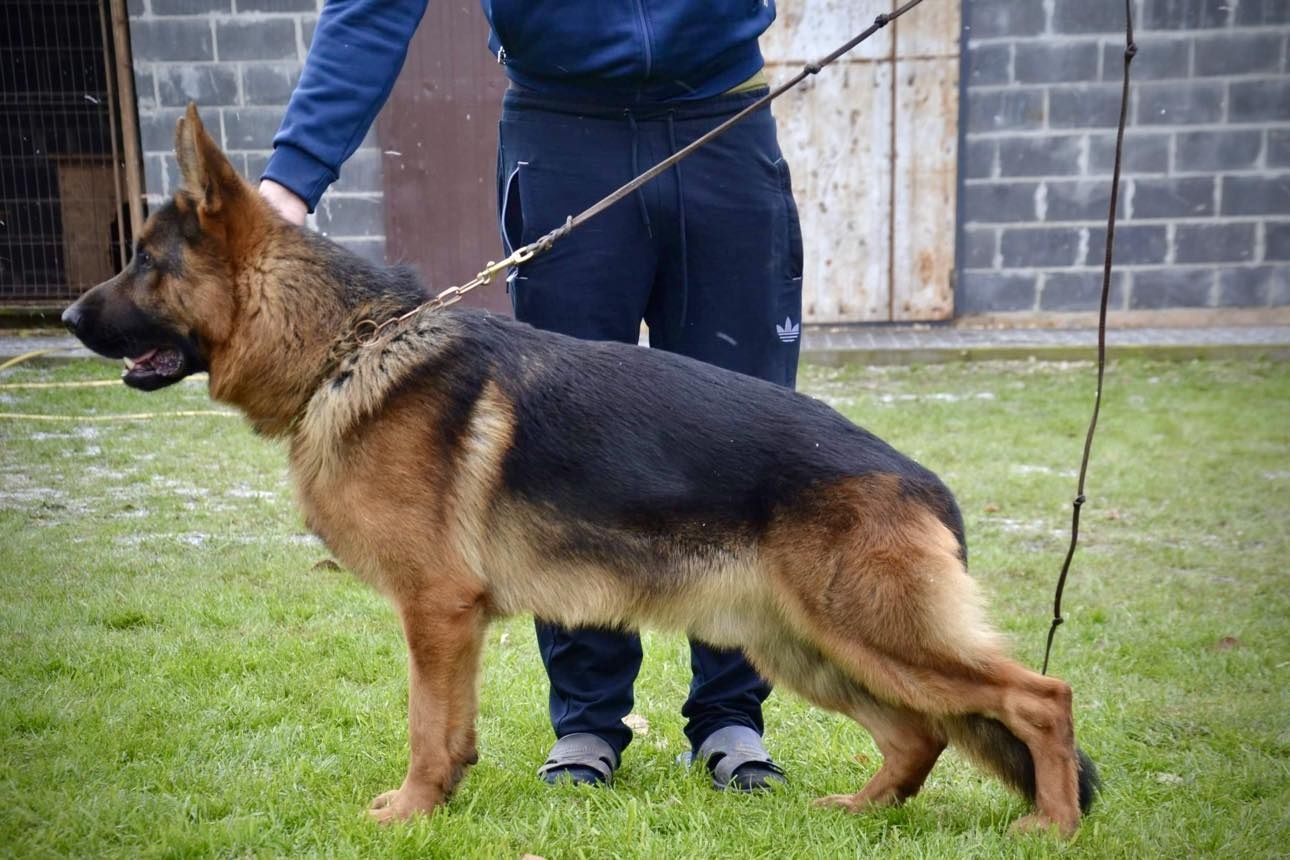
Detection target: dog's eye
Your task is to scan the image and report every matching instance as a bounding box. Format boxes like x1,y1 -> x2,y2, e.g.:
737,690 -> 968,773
134,249 -> 152,270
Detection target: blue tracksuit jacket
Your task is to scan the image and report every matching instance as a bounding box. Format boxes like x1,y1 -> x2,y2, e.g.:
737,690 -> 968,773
264,0 -> 778,211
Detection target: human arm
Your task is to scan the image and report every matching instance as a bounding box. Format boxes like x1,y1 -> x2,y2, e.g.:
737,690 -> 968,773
258,178 -> 308,225
260,0 -> 430,214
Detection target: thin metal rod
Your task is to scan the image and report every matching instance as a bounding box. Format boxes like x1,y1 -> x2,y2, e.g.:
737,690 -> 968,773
97,0 -> 128,268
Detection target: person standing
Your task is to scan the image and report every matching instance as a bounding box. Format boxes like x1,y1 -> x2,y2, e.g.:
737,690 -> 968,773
259,0 -> 805,791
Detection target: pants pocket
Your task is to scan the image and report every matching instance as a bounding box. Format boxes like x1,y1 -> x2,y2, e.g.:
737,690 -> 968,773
498,161 -> 527,307
500,163 -> 524,255
774,157 -> 804,285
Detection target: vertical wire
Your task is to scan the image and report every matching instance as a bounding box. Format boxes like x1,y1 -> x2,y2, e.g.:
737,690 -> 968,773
1041,0 -> 1137,676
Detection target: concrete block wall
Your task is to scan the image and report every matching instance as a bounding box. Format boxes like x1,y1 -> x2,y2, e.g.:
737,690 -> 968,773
127,0 -> 386,264
959,0 -> 1290,315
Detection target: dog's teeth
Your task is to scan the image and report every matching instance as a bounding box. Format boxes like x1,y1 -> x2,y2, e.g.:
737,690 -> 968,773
124,357 -> 136,370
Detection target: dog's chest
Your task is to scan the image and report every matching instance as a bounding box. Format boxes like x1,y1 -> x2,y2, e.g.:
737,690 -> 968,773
294,474 -> 366,568
287,464 -> 409,590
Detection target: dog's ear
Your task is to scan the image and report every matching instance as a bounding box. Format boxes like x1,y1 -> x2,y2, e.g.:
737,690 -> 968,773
174,102 -> 240,217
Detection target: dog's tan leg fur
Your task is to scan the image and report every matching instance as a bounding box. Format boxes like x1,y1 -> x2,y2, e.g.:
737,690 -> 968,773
736,630 -> 945,810
763,476 -> 1084,835
369,578 -> 488,823
814,705 -> 945,812
296,381 -> 515,823
993,666 -> 1080,835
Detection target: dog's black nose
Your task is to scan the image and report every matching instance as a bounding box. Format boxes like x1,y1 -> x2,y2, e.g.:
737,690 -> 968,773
61,304 -> 83,335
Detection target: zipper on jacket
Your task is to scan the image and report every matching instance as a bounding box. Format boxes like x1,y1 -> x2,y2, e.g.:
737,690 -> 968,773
631,0 -> 654,82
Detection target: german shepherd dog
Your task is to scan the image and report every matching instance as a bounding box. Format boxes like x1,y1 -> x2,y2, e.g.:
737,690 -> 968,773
63,105 -> 1098,835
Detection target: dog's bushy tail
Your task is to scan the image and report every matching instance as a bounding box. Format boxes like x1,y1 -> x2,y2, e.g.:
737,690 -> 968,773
943,715 -> 1100,814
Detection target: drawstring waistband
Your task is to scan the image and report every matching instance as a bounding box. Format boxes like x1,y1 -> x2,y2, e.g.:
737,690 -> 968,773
503,83 -> 773,122
624,111 -> 653,239
620,108 -> 691,332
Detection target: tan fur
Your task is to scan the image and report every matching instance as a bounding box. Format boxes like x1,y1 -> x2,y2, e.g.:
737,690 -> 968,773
753,477 -> 1082,832
765,477 -> 1004,668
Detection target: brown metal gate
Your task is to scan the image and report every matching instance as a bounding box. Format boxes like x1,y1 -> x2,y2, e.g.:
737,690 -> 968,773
378,1 -> 960,322
0,0 -> 143,305
377,2 -> 509,313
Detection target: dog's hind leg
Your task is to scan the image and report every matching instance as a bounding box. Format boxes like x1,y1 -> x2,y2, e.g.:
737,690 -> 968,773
955,662 -> 1083,836
739,630 -> 945,811
763,479 -> 1087,835
369,576 -> 488,823
813,700 -> 945,812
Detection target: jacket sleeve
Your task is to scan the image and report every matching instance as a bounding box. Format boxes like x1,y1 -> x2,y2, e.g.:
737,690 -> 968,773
262,0 -> 430,212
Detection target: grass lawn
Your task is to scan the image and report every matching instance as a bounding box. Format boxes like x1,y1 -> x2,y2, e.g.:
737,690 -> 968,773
1,356 -> 1287,858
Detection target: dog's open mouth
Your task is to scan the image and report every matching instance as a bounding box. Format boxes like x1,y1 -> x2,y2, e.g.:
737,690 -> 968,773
122,347 -> 188,389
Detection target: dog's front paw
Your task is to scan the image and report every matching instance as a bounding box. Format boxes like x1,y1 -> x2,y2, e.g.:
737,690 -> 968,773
813,789 -> 902,813
813,792 -> 866,812
368,786 -> 441,824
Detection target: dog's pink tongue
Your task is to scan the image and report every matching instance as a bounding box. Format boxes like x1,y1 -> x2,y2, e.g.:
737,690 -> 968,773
130,348 -> 158,365
124,348 -> 182,375
125,348 -> 158,371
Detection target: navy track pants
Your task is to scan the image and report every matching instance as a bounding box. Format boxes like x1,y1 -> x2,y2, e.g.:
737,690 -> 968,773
496,84 -> 804,757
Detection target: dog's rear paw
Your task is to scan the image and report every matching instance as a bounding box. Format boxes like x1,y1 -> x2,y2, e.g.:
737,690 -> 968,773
1010,813 -> 1078,839
368,786 -> 440,823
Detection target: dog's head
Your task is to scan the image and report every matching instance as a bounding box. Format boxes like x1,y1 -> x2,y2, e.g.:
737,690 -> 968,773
62,104 -> 250,391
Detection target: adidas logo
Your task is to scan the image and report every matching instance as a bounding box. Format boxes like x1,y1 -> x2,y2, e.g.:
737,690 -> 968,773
775,316 -> 800,343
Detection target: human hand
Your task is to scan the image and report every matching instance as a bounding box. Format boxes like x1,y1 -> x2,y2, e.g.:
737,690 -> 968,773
258,179 -> 308,226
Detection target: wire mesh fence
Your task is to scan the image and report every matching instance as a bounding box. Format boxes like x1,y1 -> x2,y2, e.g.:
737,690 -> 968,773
0,0 -> 137,304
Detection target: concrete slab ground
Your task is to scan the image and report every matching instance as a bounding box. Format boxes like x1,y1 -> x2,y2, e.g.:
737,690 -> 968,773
3,325 -> 1289,370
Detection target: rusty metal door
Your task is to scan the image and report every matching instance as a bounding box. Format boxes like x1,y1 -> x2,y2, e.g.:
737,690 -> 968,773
763,0 -> 959,322
377,2 -> 510,313
380,1 -> 958,322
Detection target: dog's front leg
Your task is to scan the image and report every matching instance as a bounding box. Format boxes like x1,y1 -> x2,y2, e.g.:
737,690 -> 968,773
370,580 -> 488,823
